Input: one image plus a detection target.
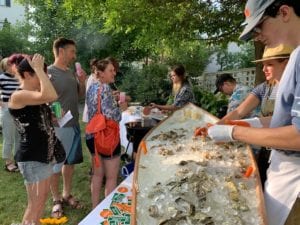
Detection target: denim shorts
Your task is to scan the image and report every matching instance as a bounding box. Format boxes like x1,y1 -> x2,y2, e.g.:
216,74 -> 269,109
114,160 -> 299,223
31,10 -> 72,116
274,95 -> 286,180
18,161 -> 53,185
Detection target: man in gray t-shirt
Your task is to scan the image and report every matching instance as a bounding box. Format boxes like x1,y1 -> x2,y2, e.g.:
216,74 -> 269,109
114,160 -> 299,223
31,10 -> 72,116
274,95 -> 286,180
48,37 -> 86,218
48,65 -> 80,127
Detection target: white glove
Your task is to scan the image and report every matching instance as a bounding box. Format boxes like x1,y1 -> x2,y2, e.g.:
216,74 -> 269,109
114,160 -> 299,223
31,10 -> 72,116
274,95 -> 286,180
238,117 -> 263,128
207,125 -> 235,142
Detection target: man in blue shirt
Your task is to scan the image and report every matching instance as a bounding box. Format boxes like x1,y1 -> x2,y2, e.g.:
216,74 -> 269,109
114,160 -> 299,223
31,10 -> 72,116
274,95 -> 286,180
214,73 -> 256,115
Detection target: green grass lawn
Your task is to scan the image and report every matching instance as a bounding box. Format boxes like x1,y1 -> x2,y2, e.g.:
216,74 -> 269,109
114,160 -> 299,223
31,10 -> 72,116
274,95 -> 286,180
0,114 -> 126,225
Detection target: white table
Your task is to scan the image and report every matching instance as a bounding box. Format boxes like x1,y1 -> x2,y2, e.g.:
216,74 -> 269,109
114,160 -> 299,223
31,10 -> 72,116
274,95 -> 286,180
119,106 -> 167,156
79,173 -> 133,225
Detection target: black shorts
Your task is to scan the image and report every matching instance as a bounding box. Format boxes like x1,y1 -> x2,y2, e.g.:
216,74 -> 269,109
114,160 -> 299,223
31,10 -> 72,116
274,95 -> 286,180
85,137 -> 121,159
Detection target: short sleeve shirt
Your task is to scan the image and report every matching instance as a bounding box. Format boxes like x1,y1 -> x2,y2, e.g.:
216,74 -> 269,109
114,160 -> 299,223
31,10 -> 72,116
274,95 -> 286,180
0,72 -> 19,102
251,82 -> 268,102
82,74 -> 98,122
251,82 -> 278,117
227,84 -> 252,114
86,83 -> 121,122
48,65 -> 79,127
270,46 -> 300,156
173,84 -> 195,107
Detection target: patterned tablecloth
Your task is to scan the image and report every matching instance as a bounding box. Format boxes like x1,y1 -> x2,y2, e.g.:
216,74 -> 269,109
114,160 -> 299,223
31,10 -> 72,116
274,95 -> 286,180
79,173 -> 133,225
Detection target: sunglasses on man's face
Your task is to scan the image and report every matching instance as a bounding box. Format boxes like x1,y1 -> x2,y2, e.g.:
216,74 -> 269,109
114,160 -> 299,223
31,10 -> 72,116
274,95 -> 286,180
252,16 -> 270,36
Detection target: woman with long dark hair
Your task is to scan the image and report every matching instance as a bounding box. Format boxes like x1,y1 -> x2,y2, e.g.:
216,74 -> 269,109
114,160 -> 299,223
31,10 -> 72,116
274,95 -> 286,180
150,64 -> 195,112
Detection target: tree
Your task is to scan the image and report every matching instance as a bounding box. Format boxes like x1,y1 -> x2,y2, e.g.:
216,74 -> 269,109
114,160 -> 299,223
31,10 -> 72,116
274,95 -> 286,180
63,0 -> 245,52
61,0 -> 249,77
17,0 -> 83,63
162,41 -> 211,77
0,19 -> 32,57
119,63 -> 170,104
215,43 -> 255,71
17,0 -> 151,69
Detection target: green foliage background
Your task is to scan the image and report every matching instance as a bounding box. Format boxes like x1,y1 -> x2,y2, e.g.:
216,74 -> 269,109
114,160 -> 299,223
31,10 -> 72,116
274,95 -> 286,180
215,43 -> 255,71
119,63 -> 170,105
1,0 -> 250,115
0,19 -> 32,57
193,86 -> 228,116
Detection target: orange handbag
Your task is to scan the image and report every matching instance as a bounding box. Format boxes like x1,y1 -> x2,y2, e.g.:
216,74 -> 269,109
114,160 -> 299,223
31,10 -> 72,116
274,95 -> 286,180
86,86 -> 120,167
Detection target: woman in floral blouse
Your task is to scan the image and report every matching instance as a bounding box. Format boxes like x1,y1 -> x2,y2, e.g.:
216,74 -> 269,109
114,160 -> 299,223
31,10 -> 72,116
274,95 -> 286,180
150,64 -> 195,111
85,59 -> 127,209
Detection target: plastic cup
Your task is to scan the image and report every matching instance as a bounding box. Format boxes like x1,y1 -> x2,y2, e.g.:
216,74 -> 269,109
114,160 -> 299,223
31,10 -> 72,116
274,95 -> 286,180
119,92 -> 126,103
143,106 -> 151,116
75,62 -> 82,75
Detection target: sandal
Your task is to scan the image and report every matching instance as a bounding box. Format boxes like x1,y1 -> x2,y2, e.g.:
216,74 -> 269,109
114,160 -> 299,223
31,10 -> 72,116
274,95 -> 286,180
4,162 -> 19,172
51,200 -> 64,219
62,195 -> 84,209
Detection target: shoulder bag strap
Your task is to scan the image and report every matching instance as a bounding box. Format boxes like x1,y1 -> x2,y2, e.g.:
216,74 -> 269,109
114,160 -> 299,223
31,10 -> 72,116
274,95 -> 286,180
94,84 -> 104,168
97,85 -> 103,114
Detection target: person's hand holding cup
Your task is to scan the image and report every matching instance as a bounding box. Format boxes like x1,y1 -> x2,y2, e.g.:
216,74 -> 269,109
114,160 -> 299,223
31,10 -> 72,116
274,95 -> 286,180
119,92 -> 126,104
75,62 -> 87,83
118,92 -> 128,111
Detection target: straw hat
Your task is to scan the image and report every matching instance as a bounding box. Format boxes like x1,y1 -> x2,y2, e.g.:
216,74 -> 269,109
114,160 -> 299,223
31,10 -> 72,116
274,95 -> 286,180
253,44 -> 294,63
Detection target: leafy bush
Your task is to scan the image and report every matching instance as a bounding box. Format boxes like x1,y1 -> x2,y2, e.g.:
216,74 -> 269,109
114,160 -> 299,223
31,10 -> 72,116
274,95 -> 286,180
193,86 -> 228,117
119,63 -> 171,105
119,63 -> 228,117
119,63 -> 229,118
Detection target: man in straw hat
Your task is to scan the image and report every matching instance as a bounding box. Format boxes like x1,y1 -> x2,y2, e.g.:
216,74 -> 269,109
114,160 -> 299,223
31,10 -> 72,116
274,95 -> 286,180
206,1 -> 300,225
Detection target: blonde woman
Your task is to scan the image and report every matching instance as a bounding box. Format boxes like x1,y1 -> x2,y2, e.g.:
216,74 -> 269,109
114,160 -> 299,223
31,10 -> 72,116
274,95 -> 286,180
0,56 -> 20,172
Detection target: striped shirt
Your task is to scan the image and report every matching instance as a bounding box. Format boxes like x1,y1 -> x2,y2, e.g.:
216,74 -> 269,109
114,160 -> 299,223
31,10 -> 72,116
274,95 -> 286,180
0,72 -> 20,102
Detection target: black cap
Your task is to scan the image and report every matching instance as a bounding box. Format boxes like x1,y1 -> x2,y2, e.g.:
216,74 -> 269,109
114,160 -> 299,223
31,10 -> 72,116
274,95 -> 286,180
214,73 -> 235,94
